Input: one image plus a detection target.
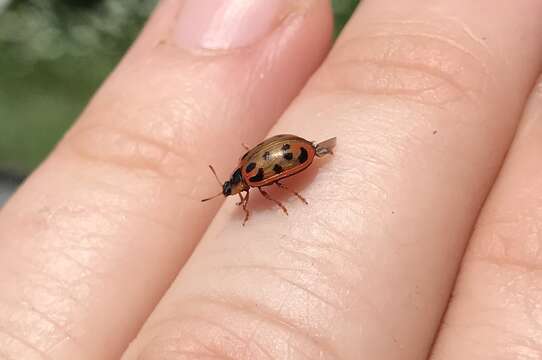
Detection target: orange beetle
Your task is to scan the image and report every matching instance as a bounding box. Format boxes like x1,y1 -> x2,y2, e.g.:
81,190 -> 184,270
202,134 -> 336,225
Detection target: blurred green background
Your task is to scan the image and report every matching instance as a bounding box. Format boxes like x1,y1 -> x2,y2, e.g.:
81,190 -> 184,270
0,0 -> 359,178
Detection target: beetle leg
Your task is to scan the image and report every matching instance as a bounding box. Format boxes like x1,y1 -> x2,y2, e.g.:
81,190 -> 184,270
236,191 -> 250,225
258,187 -> 288,215
241,190 -> 250,226
275,182 -> 308,205
236,192 -> 244,206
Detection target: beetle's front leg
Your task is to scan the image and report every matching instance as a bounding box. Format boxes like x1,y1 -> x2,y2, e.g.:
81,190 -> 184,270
236,192 -> 244,206
241,190 -> 250,226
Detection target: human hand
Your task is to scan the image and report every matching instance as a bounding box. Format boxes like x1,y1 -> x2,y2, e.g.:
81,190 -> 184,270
1,0 -> 542,359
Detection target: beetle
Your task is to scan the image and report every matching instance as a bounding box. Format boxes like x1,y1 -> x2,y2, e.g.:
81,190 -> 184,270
202,134 -> 336,225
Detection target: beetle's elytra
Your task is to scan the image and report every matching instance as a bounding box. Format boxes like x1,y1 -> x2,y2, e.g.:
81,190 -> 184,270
202,134 -> 336,225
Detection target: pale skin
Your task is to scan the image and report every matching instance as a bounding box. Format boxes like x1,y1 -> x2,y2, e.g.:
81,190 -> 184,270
2,0 -> 542,359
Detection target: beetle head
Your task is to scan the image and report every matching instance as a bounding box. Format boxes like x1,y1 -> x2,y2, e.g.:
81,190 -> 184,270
202,165 -> 247,202
223,168 -> 247,197
222,180 -> 232,196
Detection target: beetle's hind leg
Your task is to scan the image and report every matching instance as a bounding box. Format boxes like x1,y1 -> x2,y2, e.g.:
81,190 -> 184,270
237,191 -> 250,225
275,182 -> 308,205
258,187 -> 288,215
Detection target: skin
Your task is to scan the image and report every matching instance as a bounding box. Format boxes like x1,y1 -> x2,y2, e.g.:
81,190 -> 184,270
1,0 -> 542,359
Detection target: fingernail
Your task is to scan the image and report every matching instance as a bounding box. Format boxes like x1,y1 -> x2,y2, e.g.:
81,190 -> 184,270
174,0 -> 294,50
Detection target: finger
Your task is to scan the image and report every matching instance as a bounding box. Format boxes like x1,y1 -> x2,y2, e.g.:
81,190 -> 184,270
122,1 -> 542,359
430,79 -> 542,359
0,0 -> 332,359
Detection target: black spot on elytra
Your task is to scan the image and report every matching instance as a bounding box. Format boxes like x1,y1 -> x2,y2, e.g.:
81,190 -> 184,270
249,168 -> 265,182
263,151 -> 271,160
298,147 -> 308,164
273,164 -> 283,174
281,143 -> 290,151
283,152 -> 293,161
245,162 -> 256,173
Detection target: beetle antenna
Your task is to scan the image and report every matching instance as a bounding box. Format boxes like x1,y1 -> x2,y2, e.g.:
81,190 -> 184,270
208,165 -> 222,186
201,192 -> 222,202
201,165 -> 223,202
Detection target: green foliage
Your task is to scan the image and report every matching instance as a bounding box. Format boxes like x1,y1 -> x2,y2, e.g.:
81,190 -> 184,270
0,0 -> 360,175
0,0 -> 156,174
333,0 -> 360,37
